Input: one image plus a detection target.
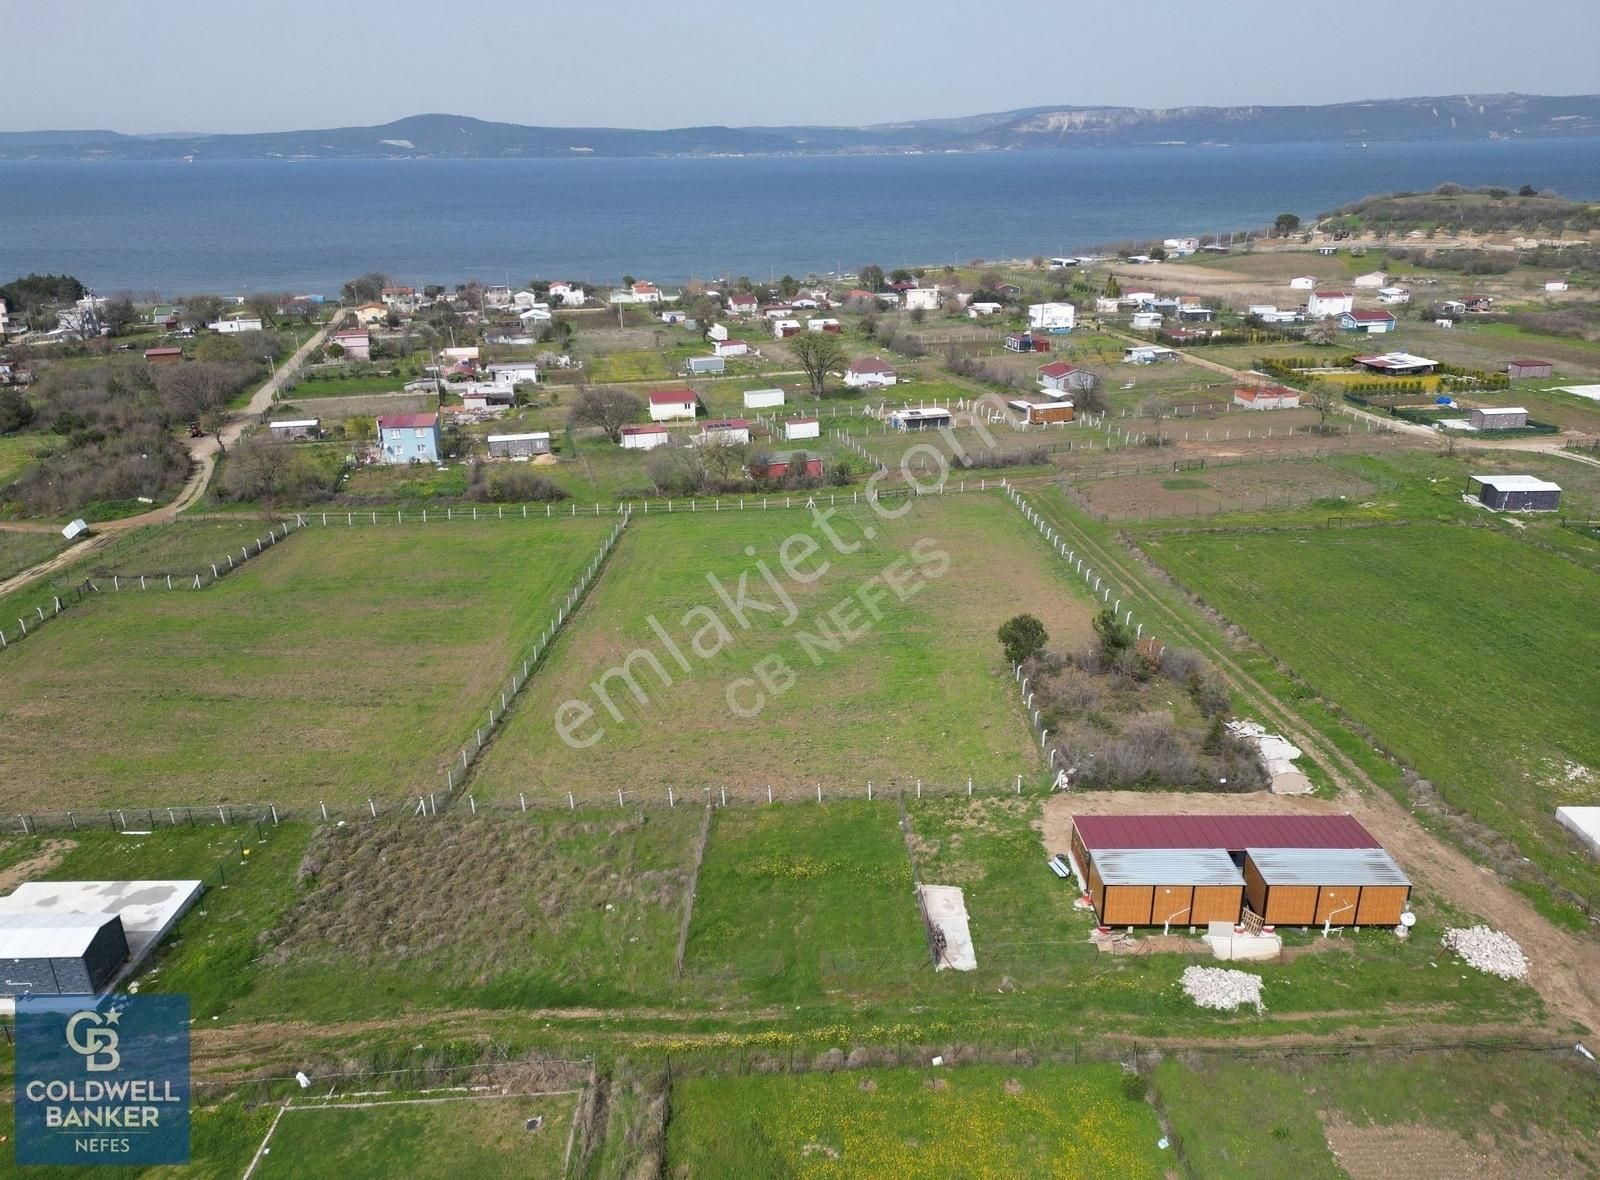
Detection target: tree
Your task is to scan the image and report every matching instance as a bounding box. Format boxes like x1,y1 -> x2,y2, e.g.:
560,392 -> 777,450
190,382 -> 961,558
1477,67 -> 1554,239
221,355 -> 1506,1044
1518,184 -> 1538,198
858,264 -> 885,292
244,293 -> 282,327
1103,275 -> 1121,298
789,332 -> 846,399
0,387 -> 35,434
1306,317 -> 1339,346
0,273 -> 85,315
182,294 -> 227,328
1305,383 -> 1340,433
889,268 -> 913,285
568,386 -> 644,443
101,297 -> 137,337
1139,395 -> 1169,444
341,273 -> 389,305
198,408 -> 230,454
1149,246 -> 1167,261
1274,212 -> 1301,237
157,361 -> 242,422
1093,608 -> 1133,663
998,614 -> 1048,666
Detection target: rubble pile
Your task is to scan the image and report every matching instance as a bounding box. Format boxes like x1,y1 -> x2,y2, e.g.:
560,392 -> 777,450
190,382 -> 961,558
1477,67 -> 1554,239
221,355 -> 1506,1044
1441,926 -> 1529,980
1180,965 -> 1265,1012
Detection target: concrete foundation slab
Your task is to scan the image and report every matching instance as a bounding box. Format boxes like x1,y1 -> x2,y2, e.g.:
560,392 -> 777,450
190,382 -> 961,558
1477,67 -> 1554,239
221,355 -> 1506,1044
918,884 -> 977,971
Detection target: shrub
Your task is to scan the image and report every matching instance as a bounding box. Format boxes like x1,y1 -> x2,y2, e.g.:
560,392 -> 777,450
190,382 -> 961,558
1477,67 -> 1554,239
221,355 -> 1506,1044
463,462 -> 569,503
998,614 -> 1048,665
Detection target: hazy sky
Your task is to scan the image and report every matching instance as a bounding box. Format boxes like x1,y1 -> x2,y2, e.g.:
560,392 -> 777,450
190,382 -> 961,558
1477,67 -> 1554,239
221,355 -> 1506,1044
5,0 -> 1599,133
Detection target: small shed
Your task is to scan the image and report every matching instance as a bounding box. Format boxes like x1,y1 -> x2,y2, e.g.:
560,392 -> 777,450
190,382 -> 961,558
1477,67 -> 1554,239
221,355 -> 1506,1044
783,416 -> 820,441
0,911 -> 129,997
1471,474 -> 1561,512
1007,399 -> 1074,425
144,347 -> 183,365
743,388 -> 785,409
751,451 -> 823,481
621,424 -> 671,451
1506,359 -> 1553,380
1242,847 -> 1411,927
487,432 -> 552,459
1468,406 -> 1528,431
61,518 -> 89,541
268,418 -> 321,441
686,356 -> 726,375
1085,848 -> 1245,928
887,407 -> 952,432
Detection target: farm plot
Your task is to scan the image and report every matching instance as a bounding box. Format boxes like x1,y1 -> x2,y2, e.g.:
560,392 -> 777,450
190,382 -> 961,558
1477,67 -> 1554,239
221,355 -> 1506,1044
252,1093 -> 577,1180
684,802 -> 925,1001
1148,523 -> 1600,915
469,494 -> 1094,799
238,811 -> 699,1019
0,1098 -> 277,1180
665,1063 -> 1166,1179
1074,455 -> 1381,521
0,520 -> 609,811
0,528 -> 68,581
83,519 -> 293,577
1154,1047 -> 1600,1180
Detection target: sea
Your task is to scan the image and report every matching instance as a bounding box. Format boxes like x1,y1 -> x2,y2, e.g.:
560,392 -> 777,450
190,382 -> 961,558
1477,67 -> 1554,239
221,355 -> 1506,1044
2,138 -> 1598,295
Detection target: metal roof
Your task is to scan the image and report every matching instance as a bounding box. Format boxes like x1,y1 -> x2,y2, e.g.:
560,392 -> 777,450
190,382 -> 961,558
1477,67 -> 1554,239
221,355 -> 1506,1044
1245,847 -> 1411,887
1092,848 -> 1244,887
1074,814 -> 1379,852
486,432 -> 551,443
270,419 -> 320,429
1474,474 -> 1561,492
0,911 -> 121,959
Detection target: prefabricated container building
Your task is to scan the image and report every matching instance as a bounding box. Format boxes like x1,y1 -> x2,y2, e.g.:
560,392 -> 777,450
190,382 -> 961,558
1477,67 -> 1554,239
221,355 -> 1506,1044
1242,847 -> 1411,927
0,912 -> 129,997
1084,848 -> 1245,928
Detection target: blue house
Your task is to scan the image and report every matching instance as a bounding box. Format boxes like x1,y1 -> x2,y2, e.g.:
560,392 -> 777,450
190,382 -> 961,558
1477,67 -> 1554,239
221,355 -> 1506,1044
377,412 -> 441,464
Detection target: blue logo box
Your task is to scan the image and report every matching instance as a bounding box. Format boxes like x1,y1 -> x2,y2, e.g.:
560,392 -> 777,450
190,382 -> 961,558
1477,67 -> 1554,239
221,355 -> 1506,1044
14,994 -> 190,1166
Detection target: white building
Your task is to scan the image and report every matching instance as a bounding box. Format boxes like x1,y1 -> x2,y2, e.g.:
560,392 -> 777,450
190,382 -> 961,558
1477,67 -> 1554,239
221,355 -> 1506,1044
1353,271 -> 1387,288
1130,311 -> 1163,330
783,416 -> 820,441
712,338 -> 750,357
695,419 -> 751,446
904,287 -> 941,311
1378,287 -> 1411,305
485,361 -> 541,386
621,424 -> 670,450
548,281 -> 587,306
707,322 -> 730,341
1289,275 -> 1316,290
844,356 -> 897,388
743,388 -> 785,409
1306,290 -> 1354,318
771,318 -> 802,338
1545,280 -> 1569,292
648,390 -> 698,421
966,302 -> 1002,318
1027,302 -> 1076,333
208,317 -> 264,334
1163,237 -> 1199,256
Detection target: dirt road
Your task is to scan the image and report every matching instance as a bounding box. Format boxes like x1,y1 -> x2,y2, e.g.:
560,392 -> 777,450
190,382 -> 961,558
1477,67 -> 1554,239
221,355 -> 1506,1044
0,318 -> 337,599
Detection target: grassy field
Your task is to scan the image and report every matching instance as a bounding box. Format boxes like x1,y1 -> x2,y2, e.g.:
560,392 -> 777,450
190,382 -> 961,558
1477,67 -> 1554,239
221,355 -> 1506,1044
254,1094 -> 577,1179
0,519 -> 610,810
0,528 -> 68,580
470,494 -> 1094,799
0,432 -> 54,489
1148,522 -> 1600,915
239,809 -> 700,1019
0,1098 -> 277,1180
283,373 -> 416,398
1154,1047 -> 1600,1178
666,1063 -> 1167,1178
83,519 -> 293,576
684,802 -> 924,1001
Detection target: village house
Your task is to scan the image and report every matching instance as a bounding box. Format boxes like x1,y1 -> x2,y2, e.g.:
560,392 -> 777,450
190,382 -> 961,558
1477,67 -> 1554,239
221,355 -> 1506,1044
353,303 -> 388,328
806,317 -> 842,333
1305,290 -> 1354,318
621,424 -> 671,450
762,304 -> 797,320
1008,399 -> 1074,425
331,329 -> 372,361
1506,358 -> 1554,380
904,287 -> 941,311
1468,406 -> 1529,431
1470,473 -> 1561,512
548,281 -> 587,307
0,298 -> 9,337
1378,286 -> 1411,304
993,282 -> 1022,298
485,330 -> 536,347
487,432 -> 552,459
269,418 -> 322,440
648,389 -> 699,421
783,415 -> 820,441
209,317 -> 264,334
610,281 -> 664,305
1005,332 -> 1048,353
1353,271 -> 1387,288
743,388 -> 785,409
1131,311 -> 1163,331
511,290 -> 543,310
1233,383 -> 1300,410
771,318 -> 802,338
144,346 -> 183,365
1353,351 -> 1438,376
485,361 -> 541,387
706,322 -> 730,342
1028,302 -> 1077,333
713,338 -> 750,357
844,356 -> 898,388
376,412 -> 441,464
1339,309 -> 1396,335
751,451 -> 823,480
380,285 -> 417,309
727,293 -> 759,317
966,302 -> 1003,318
1124,345 -> 1179,364
518,306 -> 553,327
1289,275 -> 1316,291
887,407 -> 952,431
1037,361 -> 1093,396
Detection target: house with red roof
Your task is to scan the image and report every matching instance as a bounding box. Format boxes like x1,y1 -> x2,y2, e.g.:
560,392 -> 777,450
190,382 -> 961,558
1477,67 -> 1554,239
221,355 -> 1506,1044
1338,309 -> 1396,334
621,423 -> 671,451
844,356 -> 898,389
647,389 -> 699,422
695,419 -> 750,446
712,338 -> 750,358
376,412 -> 441,464
727,293 -> 759,316
1037,360 -> 1093,396
1233,383 -> 1300,410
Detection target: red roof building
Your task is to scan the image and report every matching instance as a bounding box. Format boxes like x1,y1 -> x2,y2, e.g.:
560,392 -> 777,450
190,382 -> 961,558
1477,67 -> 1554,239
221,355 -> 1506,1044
648,389 -> 697,406
1072,814 -> 1379,853
376,413 -> 439,431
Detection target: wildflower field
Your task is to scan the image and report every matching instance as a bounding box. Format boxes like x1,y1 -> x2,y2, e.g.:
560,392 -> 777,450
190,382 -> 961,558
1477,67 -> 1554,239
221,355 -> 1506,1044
665,1063 -> 1166,1179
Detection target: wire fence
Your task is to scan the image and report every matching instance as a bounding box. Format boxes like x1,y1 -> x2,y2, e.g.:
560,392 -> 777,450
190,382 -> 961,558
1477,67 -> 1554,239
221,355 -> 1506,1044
0,518 -> 304,653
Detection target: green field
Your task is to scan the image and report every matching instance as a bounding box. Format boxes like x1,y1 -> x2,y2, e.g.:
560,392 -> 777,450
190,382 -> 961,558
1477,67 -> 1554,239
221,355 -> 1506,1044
239,809 -> 700,1019
684,802 -> 924,1001
0,519 -> 609,810
254,1094 -> 577,1180
470,494 -> 1094,799
0,528 -> 68,580
0,432 -> 55,489
1149,522 -> 1600,914
666,1064 -> 1166,1178
0,1099 -> 277,1180
1154,1047 -> 1600,1178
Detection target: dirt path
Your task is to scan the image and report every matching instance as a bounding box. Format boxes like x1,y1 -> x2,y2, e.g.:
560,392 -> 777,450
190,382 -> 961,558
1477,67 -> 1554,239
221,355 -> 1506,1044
0,319 -> 336,599
1023,491 -> 1600,1036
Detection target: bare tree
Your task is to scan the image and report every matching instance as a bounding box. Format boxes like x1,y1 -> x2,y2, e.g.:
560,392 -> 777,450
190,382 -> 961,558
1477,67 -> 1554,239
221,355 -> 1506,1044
1305,383 -> 1340,433
568,386 -> 645,443
1306,317 -> 1339,346
789,332 -> 846,399
1139,395 -> 1170,444
157,362 -> 241,423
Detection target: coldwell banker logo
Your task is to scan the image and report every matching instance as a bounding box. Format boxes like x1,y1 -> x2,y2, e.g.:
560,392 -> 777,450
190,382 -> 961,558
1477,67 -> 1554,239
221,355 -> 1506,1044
14,994 -> 190,1165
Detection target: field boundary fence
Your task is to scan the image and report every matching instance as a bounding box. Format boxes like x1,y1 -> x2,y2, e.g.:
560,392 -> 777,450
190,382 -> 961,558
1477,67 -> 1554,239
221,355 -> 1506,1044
0,518 -> 304,654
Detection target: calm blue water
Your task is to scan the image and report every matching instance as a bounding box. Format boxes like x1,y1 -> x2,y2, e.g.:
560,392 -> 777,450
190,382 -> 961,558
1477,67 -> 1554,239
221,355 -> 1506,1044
2,139 -> 1598,295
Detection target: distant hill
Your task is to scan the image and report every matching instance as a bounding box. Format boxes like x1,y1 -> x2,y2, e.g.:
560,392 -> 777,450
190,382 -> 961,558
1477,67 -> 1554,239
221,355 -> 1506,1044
3,94 -> 1598,161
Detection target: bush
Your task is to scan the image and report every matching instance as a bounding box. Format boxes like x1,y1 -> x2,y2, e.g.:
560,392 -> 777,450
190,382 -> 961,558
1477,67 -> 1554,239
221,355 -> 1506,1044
999,614 -> 1048,665
463,462 -> 569,503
